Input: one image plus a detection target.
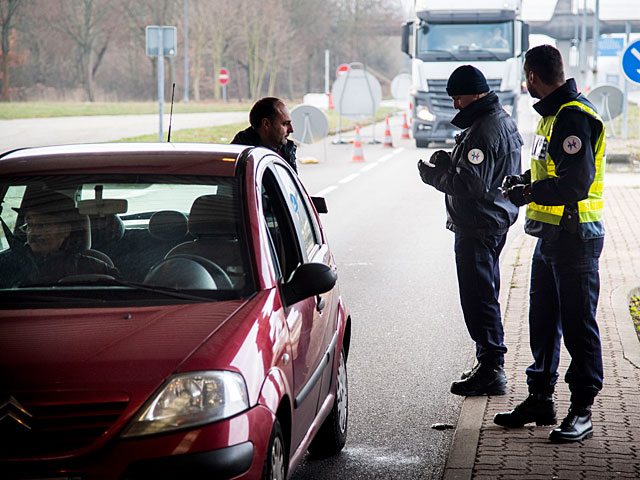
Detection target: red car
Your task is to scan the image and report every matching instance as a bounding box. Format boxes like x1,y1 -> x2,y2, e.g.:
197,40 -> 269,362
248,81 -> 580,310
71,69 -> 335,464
0,143 -> 350,479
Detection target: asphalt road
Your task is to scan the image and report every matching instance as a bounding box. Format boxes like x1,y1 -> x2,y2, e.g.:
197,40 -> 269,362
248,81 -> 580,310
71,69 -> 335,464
289,129 -> 472,479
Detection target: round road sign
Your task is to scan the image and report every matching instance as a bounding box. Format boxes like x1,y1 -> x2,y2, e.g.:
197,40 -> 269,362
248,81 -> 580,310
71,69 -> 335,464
336,63 -> 350,79
219,68 -> 229,85
621,40 -> 640,84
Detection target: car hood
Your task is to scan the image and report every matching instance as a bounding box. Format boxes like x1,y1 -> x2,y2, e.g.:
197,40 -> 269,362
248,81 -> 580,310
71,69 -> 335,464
0,300 -> 248,396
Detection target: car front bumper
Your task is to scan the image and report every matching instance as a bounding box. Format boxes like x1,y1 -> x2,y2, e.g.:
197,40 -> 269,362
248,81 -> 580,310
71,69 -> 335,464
2,404 -> 274,480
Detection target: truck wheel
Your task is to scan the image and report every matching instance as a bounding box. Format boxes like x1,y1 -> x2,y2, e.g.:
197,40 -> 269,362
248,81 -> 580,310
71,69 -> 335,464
308,347 -> 348,458
416,139 -> 430,148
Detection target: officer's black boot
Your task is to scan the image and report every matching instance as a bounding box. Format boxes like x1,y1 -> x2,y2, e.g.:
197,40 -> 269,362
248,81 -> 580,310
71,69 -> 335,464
549,405 -> 593,443
450,363 -> 506,396
493,393 -> 557,427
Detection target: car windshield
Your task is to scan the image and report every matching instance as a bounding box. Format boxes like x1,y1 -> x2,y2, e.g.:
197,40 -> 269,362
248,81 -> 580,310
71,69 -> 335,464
417,21 -> 513,61
0,174 -> 254,306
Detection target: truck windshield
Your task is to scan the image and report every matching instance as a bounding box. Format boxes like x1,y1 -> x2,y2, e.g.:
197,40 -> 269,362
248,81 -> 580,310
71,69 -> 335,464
417,22 -> 513,61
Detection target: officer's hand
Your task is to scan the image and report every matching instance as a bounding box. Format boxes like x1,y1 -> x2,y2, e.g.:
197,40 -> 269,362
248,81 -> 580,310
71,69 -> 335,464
429,150 -> 451,170
418,159 -> 437,185
501,169 -> 531,191
505,184 -> 532,207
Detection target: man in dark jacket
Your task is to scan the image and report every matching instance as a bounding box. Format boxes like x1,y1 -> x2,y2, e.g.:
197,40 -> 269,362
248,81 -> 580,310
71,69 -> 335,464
417,65 -> 523,397
231,97 -> 297,173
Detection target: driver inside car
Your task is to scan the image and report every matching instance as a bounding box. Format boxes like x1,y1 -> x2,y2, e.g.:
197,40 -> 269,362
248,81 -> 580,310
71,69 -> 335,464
0,190 -> 120,287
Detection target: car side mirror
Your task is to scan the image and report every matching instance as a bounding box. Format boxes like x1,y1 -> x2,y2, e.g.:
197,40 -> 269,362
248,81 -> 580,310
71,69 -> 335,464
281,262 -> 337,306
311,196 -> 328,214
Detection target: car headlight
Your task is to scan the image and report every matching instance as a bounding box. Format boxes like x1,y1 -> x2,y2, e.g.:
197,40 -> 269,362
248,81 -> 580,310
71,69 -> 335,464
416,105 -> 435,122
121,371 -> 249,438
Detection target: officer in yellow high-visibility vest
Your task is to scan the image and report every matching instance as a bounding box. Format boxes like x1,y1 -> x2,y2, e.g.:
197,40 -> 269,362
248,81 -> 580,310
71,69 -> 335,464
494,45 -> 605,444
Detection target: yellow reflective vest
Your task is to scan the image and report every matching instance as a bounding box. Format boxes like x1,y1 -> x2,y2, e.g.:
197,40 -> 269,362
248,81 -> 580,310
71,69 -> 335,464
525,99 -> 606,239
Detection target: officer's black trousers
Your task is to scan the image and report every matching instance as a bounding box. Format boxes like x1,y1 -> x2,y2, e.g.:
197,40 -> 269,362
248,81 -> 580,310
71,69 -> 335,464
525,232 -> 604,406
454,232 -> 508,367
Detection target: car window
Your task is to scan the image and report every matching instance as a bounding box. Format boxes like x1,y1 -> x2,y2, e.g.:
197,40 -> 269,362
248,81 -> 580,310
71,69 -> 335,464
0,185 -> 26,250
0,175 -> 255,305
273,164 -> 319,257
261,168 -> 302,281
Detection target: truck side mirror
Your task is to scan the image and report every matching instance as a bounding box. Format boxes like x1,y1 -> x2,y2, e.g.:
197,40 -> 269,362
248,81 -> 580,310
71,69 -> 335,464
401,22 -> 413,57
521,23 -> 530,53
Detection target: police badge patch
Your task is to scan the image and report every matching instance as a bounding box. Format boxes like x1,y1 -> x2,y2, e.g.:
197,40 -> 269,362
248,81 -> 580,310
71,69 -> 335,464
467,148 -> 484,164
563,135 -> 582,154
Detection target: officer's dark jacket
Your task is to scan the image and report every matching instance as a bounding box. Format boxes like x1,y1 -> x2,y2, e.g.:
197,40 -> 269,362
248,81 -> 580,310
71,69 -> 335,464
231,126 -> 298,173
527,78 -> 604,241
429,92 -> 523,236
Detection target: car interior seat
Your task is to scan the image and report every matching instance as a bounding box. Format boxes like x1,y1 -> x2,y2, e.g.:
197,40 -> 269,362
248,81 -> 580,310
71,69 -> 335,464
143,256 -> 217,290
166,195 -> 245,286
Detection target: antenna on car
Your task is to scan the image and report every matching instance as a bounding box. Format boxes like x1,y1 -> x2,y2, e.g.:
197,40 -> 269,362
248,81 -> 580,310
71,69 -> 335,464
167,83 -> 176,142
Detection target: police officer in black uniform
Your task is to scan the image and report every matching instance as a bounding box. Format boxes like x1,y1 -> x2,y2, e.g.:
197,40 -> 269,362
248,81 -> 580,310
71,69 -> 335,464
417,65 -> 523,396
495,45 -> 606,443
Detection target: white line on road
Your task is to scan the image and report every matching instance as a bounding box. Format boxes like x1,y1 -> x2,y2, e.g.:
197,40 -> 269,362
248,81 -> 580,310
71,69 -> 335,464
339,173 -> 360,184
361,163 -> 379,172
314,185 -> 338,197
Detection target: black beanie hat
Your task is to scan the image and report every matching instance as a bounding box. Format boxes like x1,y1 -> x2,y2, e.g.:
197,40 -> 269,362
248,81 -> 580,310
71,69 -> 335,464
446,65 -> 489,96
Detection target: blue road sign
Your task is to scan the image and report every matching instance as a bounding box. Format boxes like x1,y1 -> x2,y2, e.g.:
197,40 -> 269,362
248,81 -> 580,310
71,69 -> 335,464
621,40 -> 640,84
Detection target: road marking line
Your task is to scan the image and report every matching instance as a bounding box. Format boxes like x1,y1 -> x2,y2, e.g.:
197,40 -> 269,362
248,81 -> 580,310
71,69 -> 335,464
378,153 -> 394,163
314,185 -> 337,196
361,163 -> 379,172
339,173 -> 360,184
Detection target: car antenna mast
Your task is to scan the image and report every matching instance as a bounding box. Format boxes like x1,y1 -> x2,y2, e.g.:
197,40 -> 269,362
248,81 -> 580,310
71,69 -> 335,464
167,82 -> 176,142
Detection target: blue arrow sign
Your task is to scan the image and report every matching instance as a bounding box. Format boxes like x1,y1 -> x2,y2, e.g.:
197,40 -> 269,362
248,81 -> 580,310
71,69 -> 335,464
621,40 -> 640,84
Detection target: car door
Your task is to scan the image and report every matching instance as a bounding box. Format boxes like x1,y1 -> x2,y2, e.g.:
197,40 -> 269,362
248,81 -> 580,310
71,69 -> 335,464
259,161 -> 333,449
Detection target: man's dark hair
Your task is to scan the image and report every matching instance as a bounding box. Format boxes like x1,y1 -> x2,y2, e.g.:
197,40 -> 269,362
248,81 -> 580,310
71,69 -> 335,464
524,44 -> 565,86
249,97 -> 283,129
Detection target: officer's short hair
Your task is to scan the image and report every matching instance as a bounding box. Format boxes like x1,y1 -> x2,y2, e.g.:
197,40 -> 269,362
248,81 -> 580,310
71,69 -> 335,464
249,97 -> 284,129
525,45 -> 565,86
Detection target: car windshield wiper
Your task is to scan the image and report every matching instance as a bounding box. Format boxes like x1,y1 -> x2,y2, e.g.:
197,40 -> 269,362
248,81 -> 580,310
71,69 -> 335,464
51,276 -> 218,302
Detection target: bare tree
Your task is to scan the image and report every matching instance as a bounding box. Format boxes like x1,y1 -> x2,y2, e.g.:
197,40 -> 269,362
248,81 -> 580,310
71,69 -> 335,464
47,0 -> 117,101
0,0 -> 23,101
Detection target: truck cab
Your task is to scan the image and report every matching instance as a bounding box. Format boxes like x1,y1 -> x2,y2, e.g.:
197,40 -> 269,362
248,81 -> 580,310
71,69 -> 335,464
402,0 -> 529,148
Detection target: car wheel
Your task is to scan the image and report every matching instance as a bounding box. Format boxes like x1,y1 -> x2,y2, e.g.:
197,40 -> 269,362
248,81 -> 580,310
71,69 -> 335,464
308,347 -> 348,458
262,419 -> 287,480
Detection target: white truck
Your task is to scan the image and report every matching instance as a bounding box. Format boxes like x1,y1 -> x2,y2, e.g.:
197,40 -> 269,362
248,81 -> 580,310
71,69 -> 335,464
401,0 -> 529,148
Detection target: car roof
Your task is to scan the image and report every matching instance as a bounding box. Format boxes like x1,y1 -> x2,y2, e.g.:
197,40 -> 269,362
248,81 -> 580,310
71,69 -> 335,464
0,143 -> 250,177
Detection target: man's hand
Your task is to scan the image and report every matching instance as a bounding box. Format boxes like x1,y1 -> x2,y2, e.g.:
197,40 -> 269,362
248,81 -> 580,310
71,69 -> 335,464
430,150 -> 451,170
505,184 -> 532,207
501,169 -> 531,191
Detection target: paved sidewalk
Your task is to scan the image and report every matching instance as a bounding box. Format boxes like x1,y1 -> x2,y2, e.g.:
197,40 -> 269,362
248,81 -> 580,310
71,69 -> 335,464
444,171 -> 640,480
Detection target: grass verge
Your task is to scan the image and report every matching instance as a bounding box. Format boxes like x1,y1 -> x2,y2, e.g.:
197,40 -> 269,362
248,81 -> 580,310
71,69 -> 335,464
117,107 -> 396,143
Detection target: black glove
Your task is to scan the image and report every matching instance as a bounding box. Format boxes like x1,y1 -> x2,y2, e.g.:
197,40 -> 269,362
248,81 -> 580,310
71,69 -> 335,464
417,159 -> 445,185
429,150 -> 451,170
505,184 -> 533,207
501,169 -> 531,191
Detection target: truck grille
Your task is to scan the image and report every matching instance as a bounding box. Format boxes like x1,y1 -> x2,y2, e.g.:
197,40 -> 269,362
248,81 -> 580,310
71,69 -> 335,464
0,399 -> 128,459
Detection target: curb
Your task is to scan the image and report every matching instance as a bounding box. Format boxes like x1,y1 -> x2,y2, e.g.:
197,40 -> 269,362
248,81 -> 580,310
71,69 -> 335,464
612,284 -> 640,369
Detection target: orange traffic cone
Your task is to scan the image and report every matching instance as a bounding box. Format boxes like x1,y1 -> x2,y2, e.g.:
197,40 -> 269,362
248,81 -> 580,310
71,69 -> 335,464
382,116 -> 393,148
401,113 -> 410,139
352,126 -> 364,162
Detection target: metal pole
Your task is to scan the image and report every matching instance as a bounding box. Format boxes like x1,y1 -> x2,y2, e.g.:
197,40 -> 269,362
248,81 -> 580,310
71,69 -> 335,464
158,28 -> 164,142
622,21 -> 630,140
184,0 -> 189,103
324,49 -> 330,95
592,0 -> 599,84
580,0 -> 587,88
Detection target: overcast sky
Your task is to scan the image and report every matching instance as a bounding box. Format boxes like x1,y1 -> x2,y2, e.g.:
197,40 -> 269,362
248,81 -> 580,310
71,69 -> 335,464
522,0 -> 640,21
